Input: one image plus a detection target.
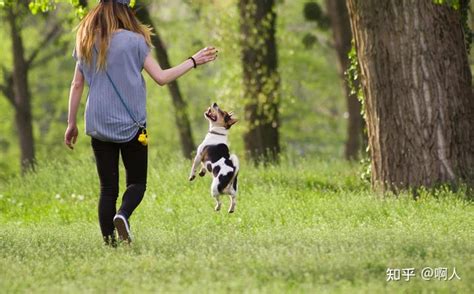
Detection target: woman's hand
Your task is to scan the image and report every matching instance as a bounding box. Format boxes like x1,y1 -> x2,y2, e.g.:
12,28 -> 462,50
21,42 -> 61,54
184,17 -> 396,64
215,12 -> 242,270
64,124 -> 79,150
192,46 -> 218,66
65,64 -> 84,150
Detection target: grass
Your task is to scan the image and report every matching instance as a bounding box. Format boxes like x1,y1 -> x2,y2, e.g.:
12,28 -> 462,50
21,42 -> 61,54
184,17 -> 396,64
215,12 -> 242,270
0,156 -> 472,293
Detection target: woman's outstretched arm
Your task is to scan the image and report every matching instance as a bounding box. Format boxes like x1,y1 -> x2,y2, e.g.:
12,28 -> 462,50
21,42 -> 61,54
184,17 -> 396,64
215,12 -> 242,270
144,47 -> 218,86
64,64 -> 85,150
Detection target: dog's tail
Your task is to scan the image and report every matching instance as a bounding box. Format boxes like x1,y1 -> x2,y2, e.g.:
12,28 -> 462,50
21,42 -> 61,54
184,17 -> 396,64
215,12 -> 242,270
229,154 -> 239,191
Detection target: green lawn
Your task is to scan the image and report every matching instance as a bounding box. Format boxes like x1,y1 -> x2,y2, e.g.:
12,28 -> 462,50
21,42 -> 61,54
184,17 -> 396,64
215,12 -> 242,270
0,157 -> 472,293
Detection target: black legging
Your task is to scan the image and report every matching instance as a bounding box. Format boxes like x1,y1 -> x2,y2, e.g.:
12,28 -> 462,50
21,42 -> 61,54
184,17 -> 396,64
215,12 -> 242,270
91,130 -> 147,238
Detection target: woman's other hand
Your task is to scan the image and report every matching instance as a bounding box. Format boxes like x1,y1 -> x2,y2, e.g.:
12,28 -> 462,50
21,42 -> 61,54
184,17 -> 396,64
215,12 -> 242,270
192,46 -> 218,66
64,124 -> 79,150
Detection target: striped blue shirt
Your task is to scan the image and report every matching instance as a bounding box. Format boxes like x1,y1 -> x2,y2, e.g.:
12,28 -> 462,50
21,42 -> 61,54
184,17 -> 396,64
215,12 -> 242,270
74,30 -> 150,143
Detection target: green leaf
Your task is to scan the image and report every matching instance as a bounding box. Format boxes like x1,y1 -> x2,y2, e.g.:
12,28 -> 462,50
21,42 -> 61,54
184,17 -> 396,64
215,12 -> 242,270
29,2 -> 39,14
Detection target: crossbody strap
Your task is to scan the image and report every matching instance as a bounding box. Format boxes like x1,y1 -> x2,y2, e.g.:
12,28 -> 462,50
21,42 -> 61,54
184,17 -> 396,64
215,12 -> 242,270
93,46 -> 144,129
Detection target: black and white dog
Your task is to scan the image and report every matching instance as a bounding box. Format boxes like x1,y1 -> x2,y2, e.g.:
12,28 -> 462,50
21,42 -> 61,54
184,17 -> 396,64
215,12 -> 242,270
189,103 -> 239,213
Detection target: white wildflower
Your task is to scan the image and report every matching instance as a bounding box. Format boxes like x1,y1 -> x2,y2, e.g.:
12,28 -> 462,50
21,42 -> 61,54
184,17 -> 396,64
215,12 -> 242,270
55,194 -> 61,200
165,208 -> 173,213
78,195 -> 85,201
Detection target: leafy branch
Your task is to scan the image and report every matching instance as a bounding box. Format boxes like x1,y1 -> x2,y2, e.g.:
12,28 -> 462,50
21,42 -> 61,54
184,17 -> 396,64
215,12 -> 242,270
28,0 -> 136,18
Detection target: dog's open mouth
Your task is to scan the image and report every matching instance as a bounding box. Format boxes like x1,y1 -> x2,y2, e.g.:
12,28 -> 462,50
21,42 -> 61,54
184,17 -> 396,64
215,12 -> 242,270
205,108 -> 217,121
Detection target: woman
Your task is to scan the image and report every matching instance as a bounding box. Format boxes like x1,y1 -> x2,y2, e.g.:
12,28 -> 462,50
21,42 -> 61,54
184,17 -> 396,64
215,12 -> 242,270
64,0 -> 217,245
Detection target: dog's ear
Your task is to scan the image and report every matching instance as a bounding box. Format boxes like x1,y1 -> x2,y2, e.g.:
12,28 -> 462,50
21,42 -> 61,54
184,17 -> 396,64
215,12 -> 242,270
226,117 -> 238,129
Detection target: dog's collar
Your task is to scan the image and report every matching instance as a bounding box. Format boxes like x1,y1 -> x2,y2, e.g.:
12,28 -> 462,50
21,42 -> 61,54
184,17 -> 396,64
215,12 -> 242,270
208,130 -> 227,136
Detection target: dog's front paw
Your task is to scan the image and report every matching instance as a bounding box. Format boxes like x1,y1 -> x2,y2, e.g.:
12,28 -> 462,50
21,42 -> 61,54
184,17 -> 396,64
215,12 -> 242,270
188,175 -> 196,181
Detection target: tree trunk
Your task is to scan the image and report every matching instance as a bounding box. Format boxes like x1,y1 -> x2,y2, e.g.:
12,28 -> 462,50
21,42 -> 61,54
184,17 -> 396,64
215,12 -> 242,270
347,0 -> 474,192
239,0 -> 280,163
7,7 -> 35,173
135,2 -> 195,159
325,0 -> 364,160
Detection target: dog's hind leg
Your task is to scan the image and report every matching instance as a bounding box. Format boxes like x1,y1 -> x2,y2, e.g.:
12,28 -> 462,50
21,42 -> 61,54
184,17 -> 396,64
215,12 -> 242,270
228,192 -> 236,213
211,179 -> 221,211
228,176 -> 238,213
227,155 -> 239,213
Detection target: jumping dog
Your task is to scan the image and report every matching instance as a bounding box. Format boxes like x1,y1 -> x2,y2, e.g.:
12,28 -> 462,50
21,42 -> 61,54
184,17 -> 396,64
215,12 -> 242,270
189,103 -> 239,213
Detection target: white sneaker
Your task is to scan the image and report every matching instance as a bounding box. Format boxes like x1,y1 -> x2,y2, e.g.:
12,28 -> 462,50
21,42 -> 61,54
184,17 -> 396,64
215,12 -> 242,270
113,214 -> 132,243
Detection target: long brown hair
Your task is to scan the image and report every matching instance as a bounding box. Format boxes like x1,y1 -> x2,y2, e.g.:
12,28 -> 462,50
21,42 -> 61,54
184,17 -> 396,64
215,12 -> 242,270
75,1 -> 153,70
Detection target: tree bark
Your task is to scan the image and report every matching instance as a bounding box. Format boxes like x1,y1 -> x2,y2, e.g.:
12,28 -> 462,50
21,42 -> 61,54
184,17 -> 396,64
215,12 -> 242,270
0,70 -> 15,108
325,0 -> 364,160
347,0 -> 474,192
134,2 -> 195,159
239,0 -> 280,163
7,6 -> 36,173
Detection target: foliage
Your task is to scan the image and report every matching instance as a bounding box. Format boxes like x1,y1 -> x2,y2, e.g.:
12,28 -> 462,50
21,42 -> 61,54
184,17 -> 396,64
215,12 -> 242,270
346,40 -> 371,181
26,0 -> 86,15
0,0 -> 347,177
359,156 -> 371,182
303,1 -> 329,29
0,157 -> 472,292
28,0 -> 57,13
460,0 -> 473,52
27,0 -> 136,18
433,0 -> 461,9
346,41 -> 364,116
147,0 -> 346,158
433,0 -> 473,52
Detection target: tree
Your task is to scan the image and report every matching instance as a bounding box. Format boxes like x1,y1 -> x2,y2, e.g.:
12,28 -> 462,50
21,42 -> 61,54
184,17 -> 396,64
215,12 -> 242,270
324,0 -> 364,160
0,0 -> 63,173
239,0 -> 280,163
347,0 -> 474,192
134,1 -> 195,159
